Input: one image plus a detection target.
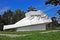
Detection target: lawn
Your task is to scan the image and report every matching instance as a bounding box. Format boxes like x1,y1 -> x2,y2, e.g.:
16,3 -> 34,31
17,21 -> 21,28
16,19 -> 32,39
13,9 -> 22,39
0,30 -> 46,34
0,30 -> 60,40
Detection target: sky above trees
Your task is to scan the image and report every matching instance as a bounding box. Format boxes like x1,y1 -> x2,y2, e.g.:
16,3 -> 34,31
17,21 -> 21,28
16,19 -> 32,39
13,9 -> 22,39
0,0 -> 60,17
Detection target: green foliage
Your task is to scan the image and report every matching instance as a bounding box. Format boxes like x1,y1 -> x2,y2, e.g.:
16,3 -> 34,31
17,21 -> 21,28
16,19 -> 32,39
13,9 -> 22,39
45,0 -> 60,6
47,26 -> 60,30
2,9 -> 25,24
0,9 -> 25,31
0,15 -> 4,31
51,17 -> 58,27
2,10 -> 14,25
0,30 -> 44,34
13,9 -> 25,23
0,23 -> 4,31
45,0 -> 60,27
27,6 -> 37,12
57,10 -> 60,15
46,17 -> 59,30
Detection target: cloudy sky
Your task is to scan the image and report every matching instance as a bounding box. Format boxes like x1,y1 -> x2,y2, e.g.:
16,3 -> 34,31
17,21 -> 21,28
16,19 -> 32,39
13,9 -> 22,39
0,0 -> 60,17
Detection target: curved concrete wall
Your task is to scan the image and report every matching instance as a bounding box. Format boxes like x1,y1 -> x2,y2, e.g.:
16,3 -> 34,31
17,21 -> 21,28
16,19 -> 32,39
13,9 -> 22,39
16,24 -> 46,31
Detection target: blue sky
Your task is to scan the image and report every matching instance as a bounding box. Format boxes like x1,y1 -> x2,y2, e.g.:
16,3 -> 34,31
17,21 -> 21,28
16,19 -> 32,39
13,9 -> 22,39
0,0 -> 60,17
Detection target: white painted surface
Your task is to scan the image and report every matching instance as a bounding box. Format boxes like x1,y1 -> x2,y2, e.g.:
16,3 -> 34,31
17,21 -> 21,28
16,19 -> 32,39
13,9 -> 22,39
16,24 -> 46,31
3,10 -> 52,30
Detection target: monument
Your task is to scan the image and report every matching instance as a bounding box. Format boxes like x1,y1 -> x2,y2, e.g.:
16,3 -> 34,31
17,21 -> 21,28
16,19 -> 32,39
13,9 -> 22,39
3,10 -> 52,31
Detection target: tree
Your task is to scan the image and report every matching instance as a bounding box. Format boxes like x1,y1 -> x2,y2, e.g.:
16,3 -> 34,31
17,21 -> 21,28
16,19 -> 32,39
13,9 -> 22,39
51,17 -> 58,27
27,6 -> 37,12
0,15 -> 4,31
2,10 -> 13,25
45,0 -> 60,6
57,10 -> 60,26
0,15 -> 1,23
45,0 -> 60,14
45,0 -> 60,27
13,9 -> 25,23
45,0 -> 60,15
57,10 -> 60,15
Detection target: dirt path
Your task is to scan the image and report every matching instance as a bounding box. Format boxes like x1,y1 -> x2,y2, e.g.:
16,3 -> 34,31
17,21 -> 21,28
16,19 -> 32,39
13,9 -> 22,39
40,30 -> 60,33
0,34 -> 31,38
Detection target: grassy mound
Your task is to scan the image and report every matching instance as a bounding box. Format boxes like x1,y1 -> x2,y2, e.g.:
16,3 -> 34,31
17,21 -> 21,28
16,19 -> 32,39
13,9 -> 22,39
0,31 -> 60,40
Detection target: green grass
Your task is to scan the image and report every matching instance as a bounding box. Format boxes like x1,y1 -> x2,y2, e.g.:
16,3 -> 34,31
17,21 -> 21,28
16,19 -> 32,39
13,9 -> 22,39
0,31 -> 60,40
0,30 -> 47,34
47,27 -> 60,30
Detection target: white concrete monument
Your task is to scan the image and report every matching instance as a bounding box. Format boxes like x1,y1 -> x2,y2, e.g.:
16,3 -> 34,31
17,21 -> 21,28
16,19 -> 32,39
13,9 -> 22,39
3,10 -> 52,31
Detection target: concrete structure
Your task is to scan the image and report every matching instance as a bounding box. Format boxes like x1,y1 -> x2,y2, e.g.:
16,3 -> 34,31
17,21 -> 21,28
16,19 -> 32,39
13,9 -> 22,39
3,10 -> 52,31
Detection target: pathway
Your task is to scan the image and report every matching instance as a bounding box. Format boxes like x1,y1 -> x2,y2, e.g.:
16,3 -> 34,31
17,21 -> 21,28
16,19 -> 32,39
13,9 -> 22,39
40,30 -> 60,33
0,34 -> 31,38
